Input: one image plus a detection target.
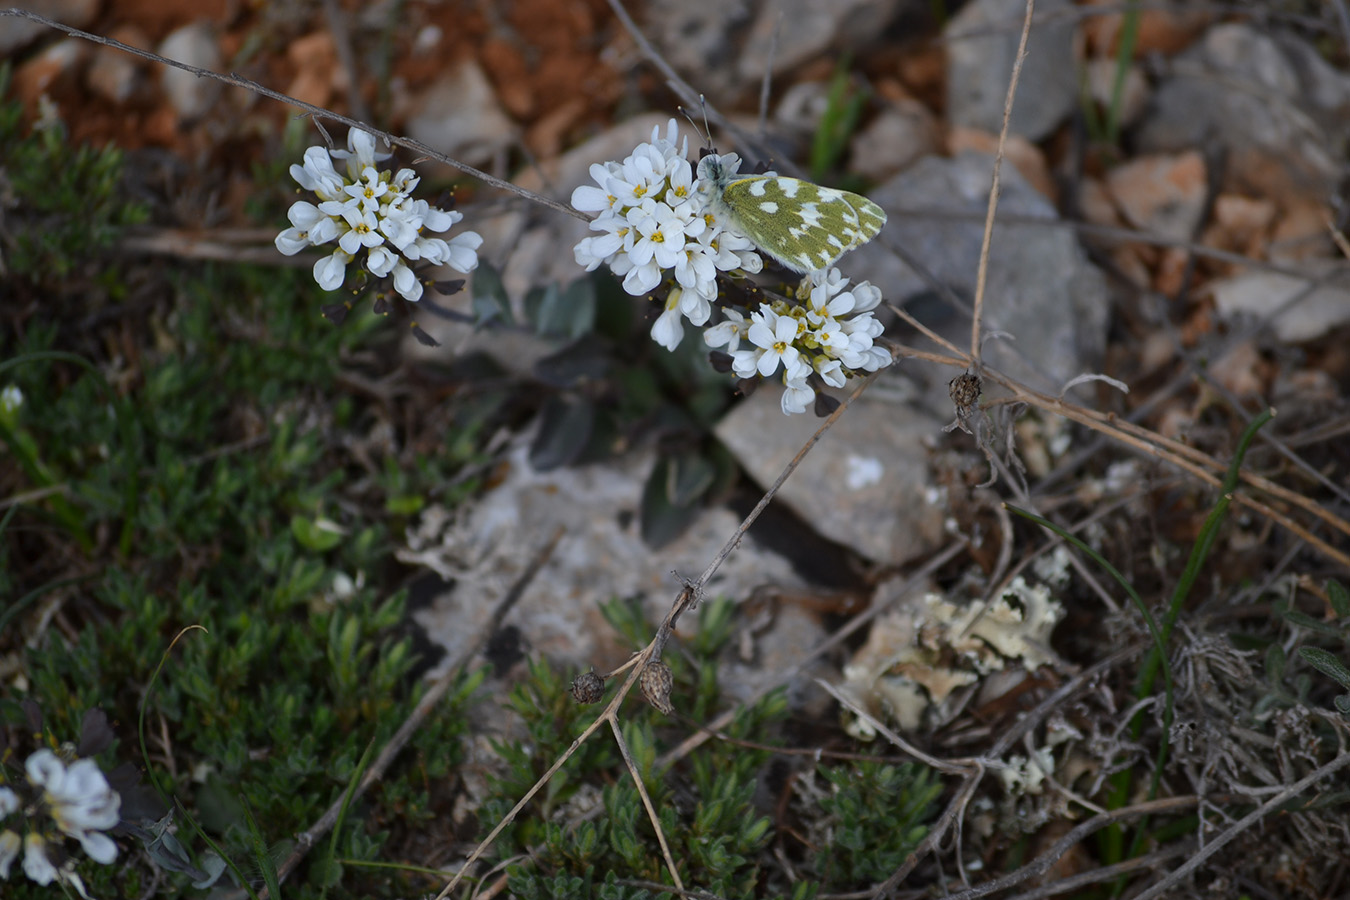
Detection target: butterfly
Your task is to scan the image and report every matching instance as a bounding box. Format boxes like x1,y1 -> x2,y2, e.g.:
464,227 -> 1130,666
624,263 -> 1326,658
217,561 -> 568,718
696,153 -> 887,274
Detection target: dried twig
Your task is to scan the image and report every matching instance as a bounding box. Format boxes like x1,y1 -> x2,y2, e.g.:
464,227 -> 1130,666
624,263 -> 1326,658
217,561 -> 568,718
969,0 -> 1036,365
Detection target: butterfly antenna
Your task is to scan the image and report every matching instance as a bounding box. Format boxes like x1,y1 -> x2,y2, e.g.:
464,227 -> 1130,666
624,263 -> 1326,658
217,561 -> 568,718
679,95 -> 716,158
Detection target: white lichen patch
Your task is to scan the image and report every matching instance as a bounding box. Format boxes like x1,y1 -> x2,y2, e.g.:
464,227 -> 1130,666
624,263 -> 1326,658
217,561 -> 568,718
840,572 -> 1067,733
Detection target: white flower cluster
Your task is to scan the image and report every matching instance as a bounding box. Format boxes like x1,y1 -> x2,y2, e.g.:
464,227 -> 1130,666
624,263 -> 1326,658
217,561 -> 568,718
276,129 -> 483,303
705,268 -> 892,415
1,749 -> 121,897
571,121 -> 892,414
571,120 -> 762,351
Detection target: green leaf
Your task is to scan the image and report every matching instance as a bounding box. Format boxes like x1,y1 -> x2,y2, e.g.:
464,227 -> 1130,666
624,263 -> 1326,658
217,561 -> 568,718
1282,609 -> 1344,638
640,457 -> 702,549
665,451 -> 716,507
472,261 -> 513,326
1298,646 -> 1350,691
532,277 -> 596,338
1329,579 -> 1350,619
291,514 -> 344,551
529,395 -> 595,471
1265,643 -> 1286,683
532,336 -> 612,388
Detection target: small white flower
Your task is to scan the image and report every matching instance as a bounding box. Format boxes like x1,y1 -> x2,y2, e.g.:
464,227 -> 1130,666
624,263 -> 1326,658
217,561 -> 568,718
27,750 -> 120,865
620,255 -> 663,297
0,829 -> 19,879
0,385 -> 22,415
274,201 -> 335,255
390,167 -> 419,195
806,273 -> 857,325
344,166 -> 389,212
22,833 -> 56,885
850,279 -> 883,313
329,128 -> 390,180
780,373 -> 815,415
365,245 -> 398,278
744,307 -> 805,378
651,289 -> 686,351
700,226 -> 761,276
289,147 -> 345,200
571,162 -> 624,214
378,204 -> 421,252
0,787 -> 17,817
391,259 -> 422,302
440,230 -> 484,274
814,355 -> 846,388
314,249 -> 352,291
673,236 -> 719,300
703,308 -> 748,354
628,203 -> 699,269
337,207 -> 385,255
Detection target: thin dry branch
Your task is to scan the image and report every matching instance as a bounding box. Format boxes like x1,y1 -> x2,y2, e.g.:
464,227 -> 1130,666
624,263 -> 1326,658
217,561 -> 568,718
969,0 -> 1036,365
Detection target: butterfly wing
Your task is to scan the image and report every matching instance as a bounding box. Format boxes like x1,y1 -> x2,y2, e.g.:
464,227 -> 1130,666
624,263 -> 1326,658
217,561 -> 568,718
722,176 -> 887,273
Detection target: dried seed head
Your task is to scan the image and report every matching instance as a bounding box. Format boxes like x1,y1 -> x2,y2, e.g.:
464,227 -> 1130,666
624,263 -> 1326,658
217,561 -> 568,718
640,661 -> 675,716
570,671 -> 605,704
949,372 -> 981,418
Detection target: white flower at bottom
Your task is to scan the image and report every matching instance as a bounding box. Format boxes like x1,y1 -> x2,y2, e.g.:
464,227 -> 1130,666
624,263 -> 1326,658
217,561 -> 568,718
0,786 -> 17,817
0,385 -> 22,415
814,356 -> 846,388
0,829 -> 19,878
314,250 -> 352,291
22,833 -> 56,885
651,289 -> 687,351
27,750 -> 120,865
17,835 -> 93,899
780,373 -> 815,415
391,260 -> 422,302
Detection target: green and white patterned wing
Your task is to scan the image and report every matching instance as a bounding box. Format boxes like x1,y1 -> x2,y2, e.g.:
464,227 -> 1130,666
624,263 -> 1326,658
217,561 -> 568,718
721,175 -> 887,274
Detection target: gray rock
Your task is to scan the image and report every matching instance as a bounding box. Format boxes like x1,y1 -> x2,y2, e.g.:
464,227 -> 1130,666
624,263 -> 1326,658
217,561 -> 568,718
159,23 -> 222,122
773,80 -> 832,139
945,0 -> 1078,141
1134,23 -> 1350,199
849,98 -> 940,181
405,437 -> 808,678
736,0 -> 907,85
713,385 -> 946,566
854,151 -> 1112,399
405,59 -> 517,170
1206,267 -> 1350,343
87,38 -> 144,105
645,0 -> 753,88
